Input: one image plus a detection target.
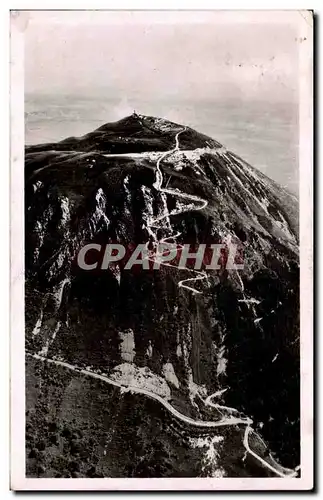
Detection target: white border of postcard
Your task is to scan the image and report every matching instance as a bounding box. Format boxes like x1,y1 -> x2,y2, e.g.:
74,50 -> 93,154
10,8 -> 313,491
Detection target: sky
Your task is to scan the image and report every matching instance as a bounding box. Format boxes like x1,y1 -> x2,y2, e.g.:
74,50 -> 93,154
24,10 -> 302,104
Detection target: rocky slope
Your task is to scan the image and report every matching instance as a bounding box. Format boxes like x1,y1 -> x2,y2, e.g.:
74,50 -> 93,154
25,113 -> 299,478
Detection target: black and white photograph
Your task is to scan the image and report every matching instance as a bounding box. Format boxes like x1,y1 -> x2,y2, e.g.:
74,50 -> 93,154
10,9 -> 313,491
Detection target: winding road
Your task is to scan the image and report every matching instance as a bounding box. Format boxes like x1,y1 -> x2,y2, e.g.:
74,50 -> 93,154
28,352 -> 298,478
145,127 -> 209,294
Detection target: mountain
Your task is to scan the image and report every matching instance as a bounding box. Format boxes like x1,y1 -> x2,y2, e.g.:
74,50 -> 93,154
25,113 -> 299,479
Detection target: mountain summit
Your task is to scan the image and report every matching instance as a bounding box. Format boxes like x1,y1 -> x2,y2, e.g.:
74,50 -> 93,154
26,113 -> 223,154
25,115 -> 299,478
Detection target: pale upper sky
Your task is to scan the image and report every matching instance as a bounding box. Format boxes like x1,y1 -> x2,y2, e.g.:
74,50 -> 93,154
24,10 -> 303,103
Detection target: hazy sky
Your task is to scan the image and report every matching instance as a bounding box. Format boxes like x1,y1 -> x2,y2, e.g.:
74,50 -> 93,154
25,10 -> 302,103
